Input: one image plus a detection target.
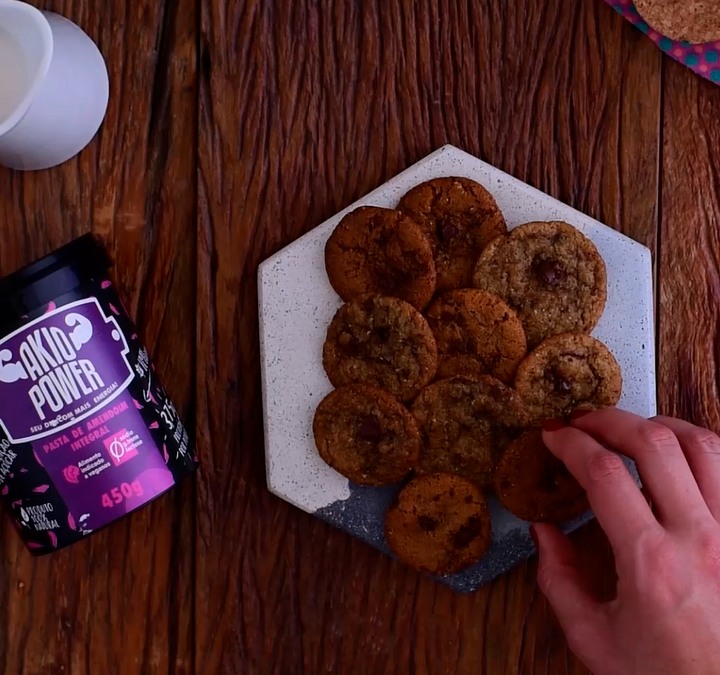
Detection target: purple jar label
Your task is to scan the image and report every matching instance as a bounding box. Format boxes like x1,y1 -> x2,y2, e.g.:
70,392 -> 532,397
0,299 -> 133,442
28,388 -> 175,533
0,290 -> 197,553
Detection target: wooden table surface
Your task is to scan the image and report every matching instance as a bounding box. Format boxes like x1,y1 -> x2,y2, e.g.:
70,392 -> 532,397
1,0 -> 719,673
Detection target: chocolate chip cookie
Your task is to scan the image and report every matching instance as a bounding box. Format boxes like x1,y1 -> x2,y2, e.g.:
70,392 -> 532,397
426,289 -> 527,384
323,294 -> 438,401
514,333 -> 622,423
473,221 -> 607,348
385,473 -> 492,575
325,206 -> 436,309
634,0 -> 720,43
411,376 -> 529,488
313,385 -> 420,485
494,428 -> 589,522
398,177 -> 507,291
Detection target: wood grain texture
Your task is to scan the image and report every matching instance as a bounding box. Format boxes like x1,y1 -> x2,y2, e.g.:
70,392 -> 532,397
196,1 -> 660,673
658,61 -> 720,428
0,0 -> 197,674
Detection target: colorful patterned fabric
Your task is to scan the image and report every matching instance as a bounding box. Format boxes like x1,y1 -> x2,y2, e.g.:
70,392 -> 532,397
603,0 -> 720,85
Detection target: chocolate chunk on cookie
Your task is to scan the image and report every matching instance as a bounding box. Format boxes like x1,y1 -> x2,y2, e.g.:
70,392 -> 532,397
325,206 -> 436,309
634,0 -> 720,44
313,385 -> 420,485
427,289 -> 527,384
473,221 -> 607,348
494,428 -> 589,522
385,473 -> 492,575
514,333 -> 622,423
323,294 -> 438,401
411,376 -> 529,488
398,177 -> 507,291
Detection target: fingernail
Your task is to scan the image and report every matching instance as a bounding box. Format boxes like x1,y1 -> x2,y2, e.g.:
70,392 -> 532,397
640,486 -> 654,510
542,418 -> 565,432
530,525 -> 539,548
569,409 -> 592,422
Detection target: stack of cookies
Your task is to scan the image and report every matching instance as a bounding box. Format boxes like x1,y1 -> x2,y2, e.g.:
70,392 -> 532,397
313,176 -> 622,576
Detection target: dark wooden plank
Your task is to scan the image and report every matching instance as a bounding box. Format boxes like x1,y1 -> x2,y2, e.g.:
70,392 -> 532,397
658,62 -> 720,428
0,1 -> 197,673
197,0 -> 660,673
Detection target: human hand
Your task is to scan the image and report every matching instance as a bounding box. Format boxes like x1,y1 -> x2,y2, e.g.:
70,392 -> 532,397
536,409 -> 720,675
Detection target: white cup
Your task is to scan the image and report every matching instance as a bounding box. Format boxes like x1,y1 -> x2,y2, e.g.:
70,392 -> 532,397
0,0 -> 109,171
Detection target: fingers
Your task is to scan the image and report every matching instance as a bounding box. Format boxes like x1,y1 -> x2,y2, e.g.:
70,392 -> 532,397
569,409 -> 712,527
653,416 -> 720,521
533,524 -> 609,651
542,424 -> 659,553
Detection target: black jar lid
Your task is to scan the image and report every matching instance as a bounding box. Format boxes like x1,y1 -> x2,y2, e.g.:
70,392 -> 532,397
0,234 -> 112,324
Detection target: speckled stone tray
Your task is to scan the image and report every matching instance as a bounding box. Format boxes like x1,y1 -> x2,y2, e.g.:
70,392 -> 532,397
258,145 -> 657,593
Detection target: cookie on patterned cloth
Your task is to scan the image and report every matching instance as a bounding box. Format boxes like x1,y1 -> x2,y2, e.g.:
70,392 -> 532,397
385,473 -> 492,575
324,206 -> 436,309
473,221 -> 607,348
411,376 -> 529,488
426,289 -> 527,384
514,333 -> 622,423
494,428 -> 589,523
398,177 -> 507,291
634,0 -> 720,44
313,385 -> 420,485
323,294 -> 438,402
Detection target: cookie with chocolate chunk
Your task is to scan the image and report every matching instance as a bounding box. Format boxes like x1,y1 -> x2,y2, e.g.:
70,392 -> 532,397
325,206 -> 436,309
426,289 -> 527,384
313,385 -> 420,485
514,333 -> 622,423
399,177 -> 507,291
411,376 -> 529,488
473,221 -> 607,348
323,294 -> 438,401
634,0 -> 720,44
494,428 -> 589,522
385,473 -> 492,575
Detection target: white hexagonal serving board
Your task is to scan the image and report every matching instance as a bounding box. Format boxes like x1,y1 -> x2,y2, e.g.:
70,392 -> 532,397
258,145 -> 656,592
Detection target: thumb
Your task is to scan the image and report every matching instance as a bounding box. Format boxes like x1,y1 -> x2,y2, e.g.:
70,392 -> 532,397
532,524 -> 607,642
